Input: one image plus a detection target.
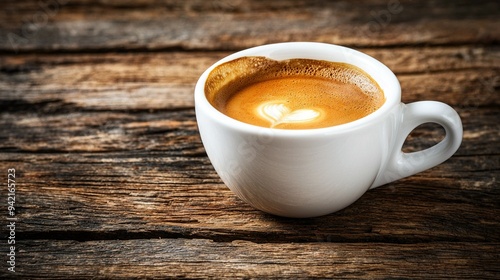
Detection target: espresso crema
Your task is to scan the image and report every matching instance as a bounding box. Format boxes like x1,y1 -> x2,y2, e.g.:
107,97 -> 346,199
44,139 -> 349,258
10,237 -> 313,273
205,57 -> 385,129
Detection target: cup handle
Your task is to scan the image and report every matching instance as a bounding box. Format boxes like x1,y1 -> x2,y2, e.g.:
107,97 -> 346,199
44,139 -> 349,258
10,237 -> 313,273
370,101 -> 463,189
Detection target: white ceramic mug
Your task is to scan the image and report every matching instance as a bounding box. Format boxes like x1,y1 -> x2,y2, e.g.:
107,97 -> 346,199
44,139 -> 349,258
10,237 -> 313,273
195,42 -> 462,218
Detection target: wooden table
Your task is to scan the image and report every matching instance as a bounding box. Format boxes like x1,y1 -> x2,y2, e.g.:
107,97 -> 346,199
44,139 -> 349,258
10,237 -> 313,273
1,0 -> 499,278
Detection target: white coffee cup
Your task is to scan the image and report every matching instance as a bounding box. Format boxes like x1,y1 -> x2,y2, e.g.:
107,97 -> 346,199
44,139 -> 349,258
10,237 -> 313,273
195,42 -> 462,218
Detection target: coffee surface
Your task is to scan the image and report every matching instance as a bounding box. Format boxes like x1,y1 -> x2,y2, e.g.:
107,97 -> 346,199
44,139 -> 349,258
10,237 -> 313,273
205,57 -> 385,129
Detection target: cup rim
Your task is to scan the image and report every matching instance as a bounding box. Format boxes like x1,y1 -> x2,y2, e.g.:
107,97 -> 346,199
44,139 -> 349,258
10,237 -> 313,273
195,42 -> 401,136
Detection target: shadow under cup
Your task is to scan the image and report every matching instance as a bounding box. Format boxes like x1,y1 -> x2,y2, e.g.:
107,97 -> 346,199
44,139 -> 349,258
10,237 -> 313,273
195,42 -> 462,218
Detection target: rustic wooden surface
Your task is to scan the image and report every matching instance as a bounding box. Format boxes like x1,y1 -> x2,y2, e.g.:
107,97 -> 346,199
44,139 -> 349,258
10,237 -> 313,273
0,0 -> 499,278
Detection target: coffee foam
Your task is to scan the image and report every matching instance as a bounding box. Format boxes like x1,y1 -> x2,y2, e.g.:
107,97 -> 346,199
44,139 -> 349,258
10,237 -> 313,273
205,57 -> 385,129
258,101 -> 321,128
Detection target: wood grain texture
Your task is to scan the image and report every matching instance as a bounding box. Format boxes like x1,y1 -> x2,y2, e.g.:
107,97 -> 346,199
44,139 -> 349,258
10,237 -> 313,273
0,0 -> 499,278
1,149 -> 498,242
0,0 -> 499,52
11,239 -> 500,279
1,46 -> 498,112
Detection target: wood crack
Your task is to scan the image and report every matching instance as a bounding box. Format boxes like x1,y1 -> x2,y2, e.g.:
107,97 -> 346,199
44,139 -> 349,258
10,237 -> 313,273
18,229 -> 497,244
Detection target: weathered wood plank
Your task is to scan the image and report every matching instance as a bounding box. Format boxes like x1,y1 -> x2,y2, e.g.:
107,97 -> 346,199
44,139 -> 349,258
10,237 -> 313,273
1,47 -> 499,111
0,106 -> 498,154
2,46 -> 498,75
0,0 -> 498,52
4,239 -> 499,279
0,148 -> 497,243
0,110 -> 201,152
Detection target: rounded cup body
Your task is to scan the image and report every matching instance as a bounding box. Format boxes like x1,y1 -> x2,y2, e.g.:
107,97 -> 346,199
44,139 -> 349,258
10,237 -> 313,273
195,42 -> 402,217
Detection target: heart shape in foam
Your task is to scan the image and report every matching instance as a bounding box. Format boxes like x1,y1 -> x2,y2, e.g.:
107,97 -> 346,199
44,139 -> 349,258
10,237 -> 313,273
258,101 -> 320,128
